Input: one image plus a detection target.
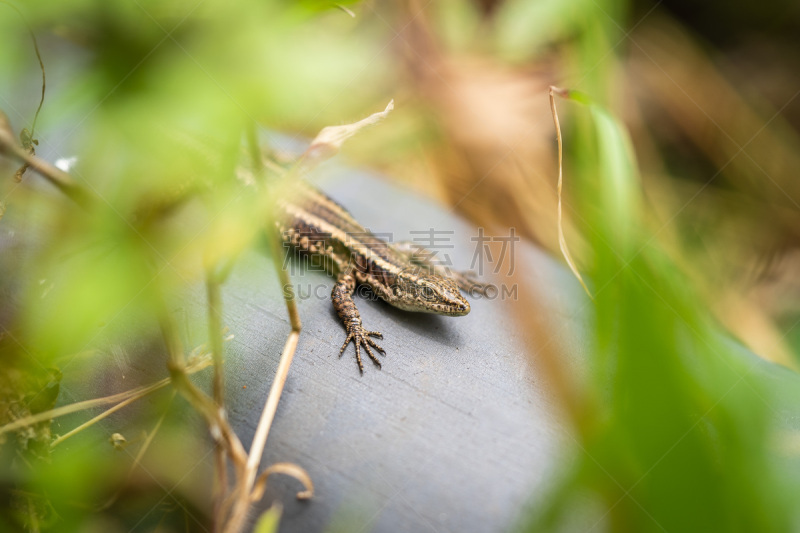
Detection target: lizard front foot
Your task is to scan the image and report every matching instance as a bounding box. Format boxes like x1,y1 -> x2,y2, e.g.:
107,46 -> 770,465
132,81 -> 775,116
339,325 -> 385,373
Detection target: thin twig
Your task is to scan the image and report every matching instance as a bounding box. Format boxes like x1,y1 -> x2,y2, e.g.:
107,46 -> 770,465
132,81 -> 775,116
251,462 -> 313,502
221,233 -> 304,533
51,388 -> 160,448
0,113 -> 90,207
97,391 -> 176,511
246,331 -> 299,476
246,121 -> 266,185
131,392 -> 173,466
0,1 -> 46,182
213,439 -> 228,533
157,299 -> 247,466
1,379 -> 171,439
206,267 -> 229,533
0,353 -> 211,441
0,1 -> 45,138
206,272 -> 226,408
221,331 -> 300,533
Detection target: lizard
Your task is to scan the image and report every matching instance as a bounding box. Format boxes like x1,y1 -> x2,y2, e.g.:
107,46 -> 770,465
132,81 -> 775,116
274,179 -> 489,373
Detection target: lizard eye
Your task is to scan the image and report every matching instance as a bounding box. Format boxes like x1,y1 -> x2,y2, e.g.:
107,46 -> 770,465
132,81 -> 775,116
422,286 -> 435,300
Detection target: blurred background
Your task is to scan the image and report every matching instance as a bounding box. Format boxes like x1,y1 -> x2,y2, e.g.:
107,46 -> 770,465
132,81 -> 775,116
1,0 -> 799,531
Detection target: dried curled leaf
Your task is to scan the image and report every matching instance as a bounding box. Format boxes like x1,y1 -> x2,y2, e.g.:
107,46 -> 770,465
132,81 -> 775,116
296,100 -> 394,172
251,462 -> 314,501
14,161 -> 31,182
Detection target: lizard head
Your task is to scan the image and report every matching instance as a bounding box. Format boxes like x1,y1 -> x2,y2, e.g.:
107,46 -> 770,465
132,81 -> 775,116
391,269 -> 470,316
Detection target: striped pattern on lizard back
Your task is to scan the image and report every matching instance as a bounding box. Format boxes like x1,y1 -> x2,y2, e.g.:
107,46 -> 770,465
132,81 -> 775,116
276,181 -> 403,299
275,180 -> 475,373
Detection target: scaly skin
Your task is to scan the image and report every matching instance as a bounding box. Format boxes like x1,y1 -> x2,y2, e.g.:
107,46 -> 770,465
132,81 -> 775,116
277,181 -> 487,372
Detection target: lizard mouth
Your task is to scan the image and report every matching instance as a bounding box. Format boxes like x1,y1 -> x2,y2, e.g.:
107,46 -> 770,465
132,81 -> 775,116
443,301 -> 470,316
397,299 -> 470,316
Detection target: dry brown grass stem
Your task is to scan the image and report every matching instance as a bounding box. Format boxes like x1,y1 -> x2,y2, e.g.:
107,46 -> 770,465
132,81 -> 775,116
549,86 -> 593,299
0,359 -> 209,440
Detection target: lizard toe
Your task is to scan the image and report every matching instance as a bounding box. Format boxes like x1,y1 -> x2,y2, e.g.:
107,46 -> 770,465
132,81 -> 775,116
338,332 -> 356,357
366,337 -> 385,354
363,343 -> 382,367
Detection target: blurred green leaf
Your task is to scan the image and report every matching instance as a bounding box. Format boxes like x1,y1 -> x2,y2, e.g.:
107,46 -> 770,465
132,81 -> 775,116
525,83 -> 797,533
253,503 -> 282,533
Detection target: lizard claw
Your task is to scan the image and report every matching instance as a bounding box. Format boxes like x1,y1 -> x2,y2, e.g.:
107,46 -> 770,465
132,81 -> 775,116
338,325 -> 385,373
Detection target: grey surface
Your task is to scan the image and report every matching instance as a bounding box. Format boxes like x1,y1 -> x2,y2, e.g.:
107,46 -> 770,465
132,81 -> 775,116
0,160 -> 585,531
5,159 -> 800,533
219,167 -> 589,533
0,50 -> 589,527
0,38 -> 595,529
5,154 -> 800,533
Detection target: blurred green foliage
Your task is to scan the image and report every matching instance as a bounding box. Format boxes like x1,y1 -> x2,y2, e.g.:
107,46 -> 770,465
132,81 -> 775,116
1,0 -> 798,532
0,0 -> 387,368
512,1 -> 800,531
253,503 -> 281,533
1,1 -> 383,530
525,91 -> 796,532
